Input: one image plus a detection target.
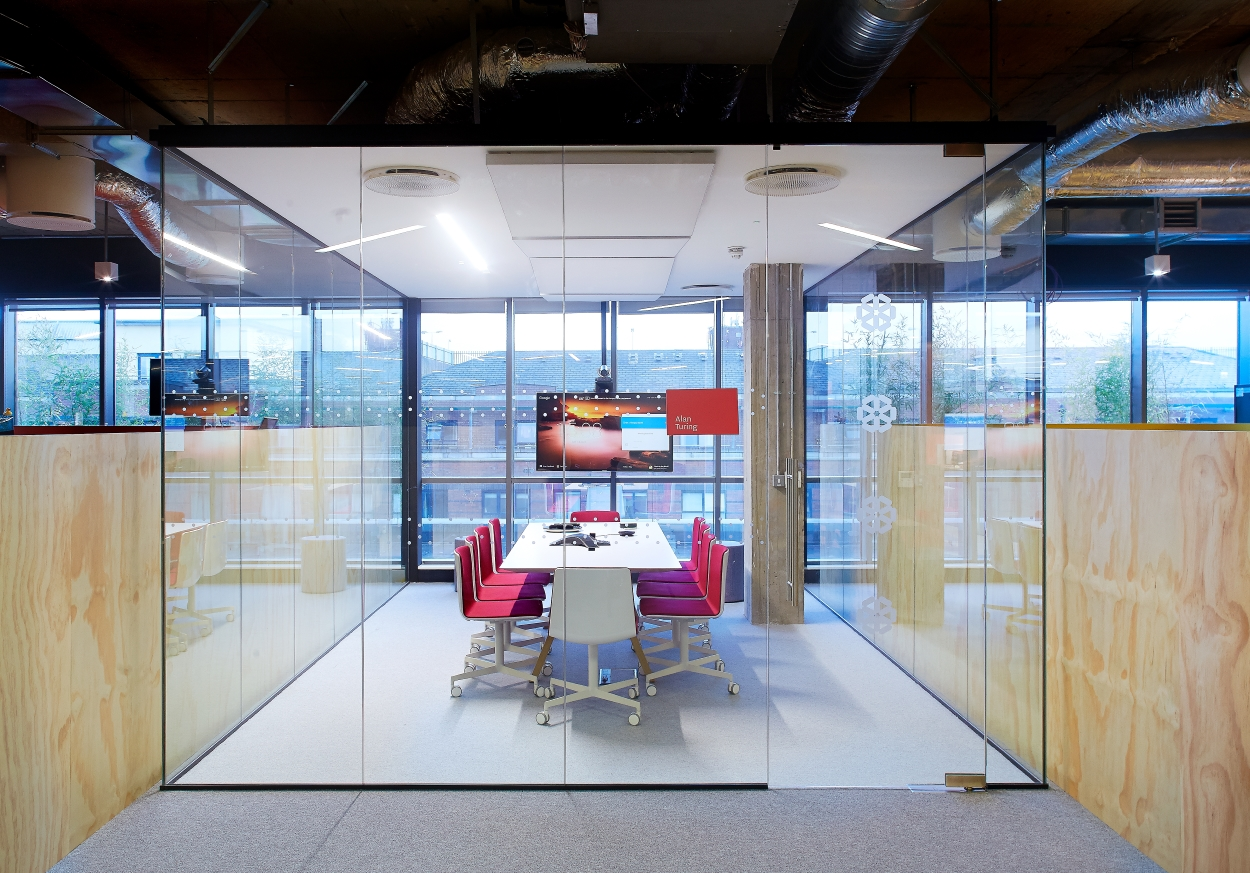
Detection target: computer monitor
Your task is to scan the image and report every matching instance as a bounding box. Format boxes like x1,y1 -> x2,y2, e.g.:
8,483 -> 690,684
535,392 -> 671,472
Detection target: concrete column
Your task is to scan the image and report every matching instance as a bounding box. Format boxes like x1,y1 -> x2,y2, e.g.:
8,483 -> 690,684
742,263 -> 805,626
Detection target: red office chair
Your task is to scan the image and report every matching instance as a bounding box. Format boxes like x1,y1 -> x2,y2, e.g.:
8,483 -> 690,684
468,533 -> 545,600
638,543 -> 740,697
569,510 -> 620,523
471,528 -> 551,657
489,518 -> 552,586
636,529 -> 715,648
637,520 -> 712,593
449,545 -> 546,698
679,517 -> 704,570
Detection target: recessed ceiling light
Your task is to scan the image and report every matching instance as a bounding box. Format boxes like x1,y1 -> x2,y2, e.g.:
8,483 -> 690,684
163,233 -> 254,273
316,224 -> 425,253
437,214 -> 488,272
819,222 -> 921,252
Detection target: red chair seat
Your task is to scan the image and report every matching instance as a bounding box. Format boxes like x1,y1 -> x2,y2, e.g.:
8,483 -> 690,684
475,580 -> 547,600
479,570 -> 548,589
636,580 -> 705,599
638,596 -> 716,619
463,598 -> 545,620
637,569 -> 698,584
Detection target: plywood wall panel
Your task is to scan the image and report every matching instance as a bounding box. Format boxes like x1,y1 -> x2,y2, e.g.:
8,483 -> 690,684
0,433 -> 161,873
1047,427 -> 1250,873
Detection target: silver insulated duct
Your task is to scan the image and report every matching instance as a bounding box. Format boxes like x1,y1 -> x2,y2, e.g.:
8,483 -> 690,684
974,44 -> 1250,235
1053,157 -> 1250,199
387,26 -> 621,124
94,168 -> 211,270
785,0 -> 944,122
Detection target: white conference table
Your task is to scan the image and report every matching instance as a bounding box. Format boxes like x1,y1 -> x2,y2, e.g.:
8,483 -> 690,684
500,521 -> 682,573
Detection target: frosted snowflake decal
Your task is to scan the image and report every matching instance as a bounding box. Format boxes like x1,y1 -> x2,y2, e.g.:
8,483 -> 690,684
859,595 -> 897,635
857,494 -> 897,535
856,292 -> 896,333
856,394 -> 896,433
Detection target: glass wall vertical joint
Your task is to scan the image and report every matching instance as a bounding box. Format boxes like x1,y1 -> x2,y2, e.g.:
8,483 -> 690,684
505,298 -> 515,544
608,301 -> 618,515
100,301 -> 116,426
713,298 -> 723,539
1236,298 -> 1250,423
1131,297 -> 1146,423
402,297 -> 421,576
0,303 -> 13,415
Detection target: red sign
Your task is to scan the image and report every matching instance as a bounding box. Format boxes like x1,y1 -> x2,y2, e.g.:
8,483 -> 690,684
666,388 -> 740,436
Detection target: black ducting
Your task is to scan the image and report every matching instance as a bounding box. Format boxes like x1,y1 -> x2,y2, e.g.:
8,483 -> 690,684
785,0 -> 944,122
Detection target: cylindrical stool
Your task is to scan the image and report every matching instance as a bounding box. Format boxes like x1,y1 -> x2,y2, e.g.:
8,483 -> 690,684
300,535 -> 347,594
720,542 -> 745,603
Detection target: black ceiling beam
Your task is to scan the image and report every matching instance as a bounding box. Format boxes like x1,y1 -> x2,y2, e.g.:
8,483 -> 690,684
152,120 -> 1052,149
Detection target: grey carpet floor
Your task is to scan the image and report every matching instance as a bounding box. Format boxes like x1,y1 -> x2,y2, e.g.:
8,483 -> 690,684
178,584 -> 1029,787
53,786 -> 1162,873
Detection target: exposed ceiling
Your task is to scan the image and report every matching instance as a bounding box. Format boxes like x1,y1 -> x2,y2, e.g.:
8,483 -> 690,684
183,142 -> 1020,299
1,0 -> 1248,127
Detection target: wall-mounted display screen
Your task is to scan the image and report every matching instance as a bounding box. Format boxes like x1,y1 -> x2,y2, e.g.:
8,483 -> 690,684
535,392 -> 671,471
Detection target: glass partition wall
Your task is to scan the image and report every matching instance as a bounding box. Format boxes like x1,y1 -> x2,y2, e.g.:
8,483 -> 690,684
799,143 -> 1045,783
162,139 -> 1044,787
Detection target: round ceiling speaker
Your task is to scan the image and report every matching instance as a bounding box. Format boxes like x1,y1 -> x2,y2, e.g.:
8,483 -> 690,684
363,166 -> 459,197
5,153 -> 96,231
743,164 -> 841,197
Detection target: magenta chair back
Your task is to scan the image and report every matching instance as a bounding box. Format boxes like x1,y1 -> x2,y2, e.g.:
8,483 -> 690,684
570,510 -> 620,523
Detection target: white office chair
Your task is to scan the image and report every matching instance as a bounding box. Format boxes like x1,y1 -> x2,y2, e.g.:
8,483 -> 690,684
165,526 -> 205,654
166,522 -> 235,656
536,567 -> 642,726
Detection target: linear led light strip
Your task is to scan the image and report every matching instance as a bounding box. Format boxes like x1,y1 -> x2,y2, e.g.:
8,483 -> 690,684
162,233 -> 254,273
437,213 -> 488,272
638,296 -> 729,312
316,224 -> 425,253
819,222 -> 921,252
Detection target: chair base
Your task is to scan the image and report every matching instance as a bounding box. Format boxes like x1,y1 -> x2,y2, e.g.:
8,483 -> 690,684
165,587 -> 235,655
641,619 -> 738,696
452,620 -> 546,696
538,642 -> 641,725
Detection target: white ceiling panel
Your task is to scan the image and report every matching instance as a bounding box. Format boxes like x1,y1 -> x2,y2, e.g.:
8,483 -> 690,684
516,237 -> 691,258
184,142 -> 1029,301
532,257 -> 673,300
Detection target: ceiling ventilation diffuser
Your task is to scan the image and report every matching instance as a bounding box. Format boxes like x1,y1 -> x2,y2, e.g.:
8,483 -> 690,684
363,166 -> 460,197
744,164 -> 841,197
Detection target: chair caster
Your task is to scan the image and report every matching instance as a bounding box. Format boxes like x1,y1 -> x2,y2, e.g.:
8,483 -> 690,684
716,660 -> 725,672
627,686 -> 639,699
534,684 -> 544,697
542,662 -> 553,676
451,684 -> 462,697
536,711 -> 550,725
628,713 -> 640,726
728,682 -> 740,695
646,684 -> 657,697
199,625 -> 212,637
226,614 -> 235,622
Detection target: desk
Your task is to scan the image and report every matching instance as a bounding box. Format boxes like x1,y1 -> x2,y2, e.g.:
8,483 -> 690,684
501,522 -> 682,572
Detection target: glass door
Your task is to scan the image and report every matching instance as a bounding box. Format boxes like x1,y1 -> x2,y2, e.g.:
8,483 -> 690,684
767,142 -> 1044,787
